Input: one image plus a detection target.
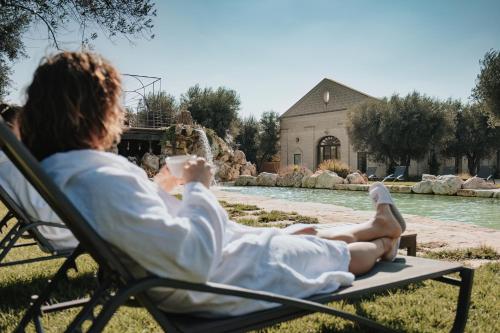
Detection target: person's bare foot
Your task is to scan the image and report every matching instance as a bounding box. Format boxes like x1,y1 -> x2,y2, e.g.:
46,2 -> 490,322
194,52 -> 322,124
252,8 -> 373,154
371,204 -> 402,240
380,237 -> 400,261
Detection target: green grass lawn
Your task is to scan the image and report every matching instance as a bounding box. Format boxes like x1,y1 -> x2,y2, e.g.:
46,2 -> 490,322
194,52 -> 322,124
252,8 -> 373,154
1,204 -> 499,332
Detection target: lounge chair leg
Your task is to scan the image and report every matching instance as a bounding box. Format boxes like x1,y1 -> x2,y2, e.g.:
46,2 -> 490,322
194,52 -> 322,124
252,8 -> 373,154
0,211 -> 14,232
14,247 -> 83,333
64,278 -> 114,333
34,313 -> 44,333
450,268 -> 474,333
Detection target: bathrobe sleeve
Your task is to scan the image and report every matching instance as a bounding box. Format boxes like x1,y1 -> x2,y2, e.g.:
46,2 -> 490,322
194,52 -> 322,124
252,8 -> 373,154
66,170 -> 227,283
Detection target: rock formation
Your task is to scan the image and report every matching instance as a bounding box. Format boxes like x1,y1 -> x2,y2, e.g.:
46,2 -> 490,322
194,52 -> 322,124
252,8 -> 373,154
462,176 -> 497,189
432,175 -> 464,195
346,172 -> 367,184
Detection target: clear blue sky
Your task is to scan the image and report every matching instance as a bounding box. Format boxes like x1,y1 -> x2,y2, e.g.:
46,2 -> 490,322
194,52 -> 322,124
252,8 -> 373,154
6,0 -> 500,118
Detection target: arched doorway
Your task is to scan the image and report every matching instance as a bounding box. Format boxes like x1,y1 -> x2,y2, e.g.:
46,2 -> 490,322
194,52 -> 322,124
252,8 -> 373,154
317,136 -> 341,166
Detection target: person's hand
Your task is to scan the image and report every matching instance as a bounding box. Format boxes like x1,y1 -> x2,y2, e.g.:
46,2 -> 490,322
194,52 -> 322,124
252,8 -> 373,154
154,165 -> 180,192
183,157 -> 214,188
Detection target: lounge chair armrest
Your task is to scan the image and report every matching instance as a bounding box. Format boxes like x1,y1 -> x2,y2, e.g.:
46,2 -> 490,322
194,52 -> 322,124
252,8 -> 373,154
29,221 -> 68,229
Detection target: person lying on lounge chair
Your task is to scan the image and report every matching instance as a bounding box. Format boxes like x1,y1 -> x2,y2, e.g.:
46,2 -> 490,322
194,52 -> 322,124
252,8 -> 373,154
20,51 -> 405,318
0,103 -> 77,250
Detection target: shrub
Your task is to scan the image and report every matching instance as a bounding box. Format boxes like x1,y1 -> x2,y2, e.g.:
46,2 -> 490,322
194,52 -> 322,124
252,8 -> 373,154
318,159 -> 351,178
278,165 -> 312,176
457,172 -> 472,180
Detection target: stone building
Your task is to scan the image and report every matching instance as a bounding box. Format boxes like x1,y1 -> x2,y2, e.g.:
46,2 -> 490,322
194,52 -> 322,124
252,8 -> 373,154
280,78 -> 500,177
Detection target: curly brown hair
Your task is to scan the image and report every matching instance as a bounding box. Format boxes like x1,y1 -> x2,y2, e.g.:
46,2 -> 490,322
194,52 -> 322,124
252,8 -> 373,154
21,52 -> 123,160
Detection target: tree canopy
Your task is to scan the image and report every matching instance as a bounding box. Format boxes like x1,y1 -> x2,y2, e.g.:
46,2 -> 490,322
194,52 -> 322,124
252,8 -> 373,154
134,91 -> 178,128
236,116 -> 259,164
443,103 -> 500,175
257,111 -> 280,169
181,84 -> 241,138
473,49 -> 500,120
347,92 -> 453,174
0,0 -> 156,97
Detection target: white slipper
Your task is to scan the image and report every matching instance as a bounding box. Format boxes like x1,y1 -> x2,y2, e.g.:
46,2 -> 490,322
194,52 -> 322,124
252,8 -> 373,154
369,182 -> 406,232
382,237 -> 401,262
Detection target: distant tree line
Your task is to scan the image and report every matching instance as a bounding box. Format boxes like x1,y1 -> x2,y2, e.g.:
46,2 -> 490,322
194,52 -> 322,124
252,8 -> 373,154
125,85 -> 280,171
347,49 -> 500,176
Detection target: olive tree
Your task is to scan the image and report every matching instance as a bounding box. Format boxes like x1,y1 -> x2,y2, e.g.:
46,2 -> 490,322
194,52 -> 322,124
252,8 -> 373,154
444,103 -> 500,175
181,84 -> 241,138
347,92 -> 453,175
236,115 -> 259,164
473,49 -> 500,120
256,111 -> 280,170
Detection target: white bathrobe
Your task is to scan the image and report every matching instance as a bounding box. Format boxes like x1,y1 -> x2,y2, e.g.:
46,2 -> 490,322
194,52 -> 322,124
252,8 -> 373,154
42,150 -> 354,317
0,151 -> 78,250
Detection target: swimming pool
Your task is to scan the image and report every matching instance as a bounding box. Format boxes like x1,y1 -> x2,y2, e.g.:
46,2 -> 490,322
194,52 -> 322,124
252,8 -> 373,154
220,186 -> 500,230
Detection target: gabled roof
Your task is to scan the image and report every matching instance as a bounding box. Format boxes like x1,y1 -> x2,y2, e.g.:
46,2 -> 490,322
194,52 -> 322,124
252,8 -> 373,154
280,78 -> 379,119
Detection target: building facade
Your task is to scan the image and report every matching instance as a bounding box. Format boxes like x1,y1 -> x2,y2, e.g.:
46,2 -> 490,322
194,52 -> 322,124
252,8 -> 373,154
280,78 -> 499,178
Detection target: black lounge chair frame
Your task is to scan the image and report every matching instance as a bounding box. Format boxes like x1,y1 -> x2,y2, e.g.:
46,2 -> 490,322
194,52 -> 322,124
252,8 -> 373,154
476,165 -> 495,184
365,166 -> 378,180
0,185 -> 74,268
382,166 -> 407,182
0,119 -> 474,333
440,166 -> 456,176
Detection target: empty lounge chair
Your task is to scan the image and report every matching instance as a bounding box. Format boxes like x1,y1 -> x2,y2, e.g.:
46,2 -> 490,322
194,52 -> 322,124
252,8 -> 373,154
476,166 -> 495,184
382,166 -> 407,182
365,166 -> 378,180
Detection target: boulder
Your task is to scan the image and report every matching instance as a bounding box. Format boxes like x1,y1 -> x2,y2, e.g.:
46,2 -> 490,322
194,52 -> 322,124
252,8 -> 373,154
233,150 -> 246,165
240,162 -> 257,176
234,175 -> 257,186
462,176 -> 497,190
141,152 -> 160,172
315,171 -> 345,189
422,174 -> 437,181
432,175 -> 463,195
412,180 -> 434,194
302,174 -> 319,188
277,172 -> 306,187
346,172 -> 367,184
256,172 -> 278,187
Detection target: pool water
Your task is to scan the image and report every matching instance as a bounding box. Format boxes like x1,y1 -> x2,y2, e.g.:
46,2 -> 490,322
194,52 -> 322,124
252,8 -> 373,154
220,186 -> 500,230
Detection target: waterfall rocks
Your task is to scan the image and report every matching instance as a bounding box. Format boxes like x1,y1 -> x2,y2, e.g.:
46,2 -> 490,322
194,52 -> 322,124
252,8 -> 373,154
136,124 -> 258,182
240,162 -> 257,176
141,152 -> 160,172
